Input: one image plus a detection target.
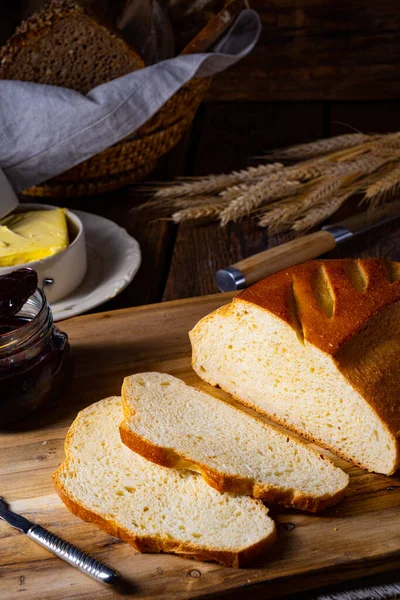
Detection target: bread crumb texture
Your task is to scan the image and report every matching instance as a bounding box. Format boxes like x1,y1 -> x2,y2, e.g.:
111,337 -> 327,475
53,397 -> 276,567
0,0 -> 144,94
190,259 -> 400,475
121,372 -> 348,512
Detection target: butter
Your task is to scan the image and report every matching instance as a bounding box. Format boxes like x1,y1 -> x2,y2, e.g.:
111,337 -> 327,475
0,208 -> 69,267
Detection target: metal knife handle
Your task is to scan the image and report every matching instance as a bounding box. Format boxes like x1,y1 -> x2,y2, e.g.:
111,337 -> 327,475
28,525 -> 120,585
215,230 -> 338,292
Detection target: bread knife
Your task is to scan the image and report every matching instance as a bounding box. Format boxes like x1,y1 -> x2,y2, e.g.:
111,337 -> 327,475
215,200 -> 400,291
0,496 -> 120,585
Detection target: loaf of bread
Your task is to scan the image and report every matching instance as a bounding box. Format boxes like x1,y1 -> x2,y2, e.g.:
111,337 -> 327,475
120,372 -> 348,512
53,396 -> 276,567
190,258 -> 400,475
0,0 -> 144,94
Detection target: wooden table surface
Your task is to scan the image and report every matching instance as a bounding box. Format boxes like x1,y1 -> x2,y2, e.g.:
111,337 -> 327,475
10,2 -> 400,597
20,106 -> 400,599
2,295 -> 400,600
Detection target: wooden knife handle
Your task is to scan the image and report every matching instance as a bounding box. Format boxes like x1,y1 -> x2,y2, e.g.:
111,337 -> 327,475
215,230 -> 337,291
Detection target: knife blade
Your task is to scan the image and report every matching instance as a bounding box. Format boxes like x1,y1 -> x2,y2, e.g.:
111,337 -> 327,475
215,200 -> 400,292
0,496 -> 120,585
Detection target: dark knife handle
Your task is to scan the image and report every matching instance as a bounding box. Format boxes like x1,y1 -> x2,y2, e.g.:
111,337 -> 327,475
28,525 -> 120,585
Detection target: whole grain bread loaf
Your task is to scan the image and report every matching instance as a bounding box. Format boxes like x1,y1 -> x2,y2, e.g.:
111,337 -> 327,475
190,258 -> 400,475
0,0 -> 144,94
53,396 -> 276,567
120,372 -> 349,512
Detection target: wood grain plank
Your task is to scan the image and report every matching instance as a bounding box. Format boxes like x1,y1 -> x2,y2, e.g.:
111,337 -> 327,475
0,296 -> 400,600
163,102 -> 324,300
185,102 -> 325,175
329,101 -> 400,136
207,0 -> 400,101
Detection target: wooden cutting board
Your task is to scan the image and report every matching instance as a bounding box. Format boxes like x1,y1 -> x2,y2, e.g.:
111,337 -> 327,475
1,293 -> 399,600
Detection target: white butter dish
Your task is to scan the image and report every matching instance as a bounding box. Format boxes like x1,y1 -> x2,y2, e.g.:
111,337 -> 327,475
0,203 -> 87,303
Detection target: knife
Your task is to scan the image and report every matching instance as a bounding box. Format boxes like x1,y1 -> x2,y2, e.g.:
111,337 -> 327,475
215,201 -> 400,292
0,496 -> 120,585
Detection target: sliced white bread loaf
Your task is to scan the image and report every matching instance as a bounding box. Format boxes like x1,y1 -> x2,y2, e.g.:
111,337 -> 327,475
53,396 -> 276,567
120,372 -> 348,512
190,258 -> 400,475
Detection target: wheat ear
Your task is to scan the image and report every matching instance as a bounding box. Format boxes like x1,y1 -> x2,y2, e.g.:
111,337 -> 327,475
265,133 -> 372,161
287,156 -> 393,231
362,163 -> 400,207
258,173 -> 351,230
152,163 -> 284,199
292,189 -> 356,234
172,202 -> 229,223
257,194 -> 310,231
219,182 -> 255,201
375,131 -> 400,149
219,178 -> 301,226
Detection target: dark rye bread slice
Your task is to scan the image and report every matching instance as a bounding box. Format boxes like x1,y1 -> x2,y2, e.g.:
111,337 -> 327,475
0,0 -> 144,94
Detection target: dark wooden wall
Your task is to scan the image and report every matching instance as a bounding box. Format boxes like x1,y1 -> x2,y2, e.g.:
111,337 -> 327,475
209,0 -> 400,101
2,1 -> 400,102
4,1 -> 400,306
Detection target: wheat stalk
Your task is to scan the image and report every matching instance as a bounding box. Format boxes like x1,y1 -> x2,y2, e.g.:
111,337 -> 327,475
279,154 -> 358,181
172,202 -> 229,223
257,194 -> 309,230
258,173 -> 352,230
139,130 -> 400,231
266,133 -> 373,161
375,131 -> 400,149
362,163 -> 400,207
152,162 -> 284,199
219,182 -> 255,201
292,189 -> 356,234
257,158 -> 374,232
219,179 -> 301,226
335,153 -> 397,178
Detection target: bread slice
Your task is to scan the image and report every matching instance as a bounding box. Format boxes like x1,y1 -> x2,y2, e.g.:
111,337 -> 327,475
53,396 -> 276,567
120,372 -> 348,512
190,258 -> 400,475
0,0 -> 144,94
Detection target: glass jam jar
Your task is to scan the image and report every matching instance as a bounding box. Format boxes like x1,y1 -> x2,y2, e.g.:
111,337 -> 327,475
0,288 -> 72,427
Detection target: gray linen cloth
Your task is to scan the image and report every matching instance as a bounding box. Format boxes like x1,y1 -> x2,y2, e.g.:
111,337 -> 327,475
0,9 -> 260,197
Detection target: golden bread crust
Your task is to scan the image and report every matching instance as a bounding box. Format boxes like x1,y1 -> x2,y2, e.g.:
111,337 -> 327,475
53,476 -> 276,567
192,259 -> 400,473
237,258 -> 400,469
238,258 -> 400,356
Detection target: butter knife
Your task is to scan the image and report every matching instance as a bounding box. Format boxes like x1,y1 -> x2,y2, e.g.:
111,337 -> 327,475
0,496 -> 120,585
215,200 -> 400,292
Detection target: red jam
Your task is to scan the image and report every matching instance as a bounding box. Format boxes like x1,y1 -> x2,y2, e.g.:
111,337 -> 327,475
0,269 -> 72,427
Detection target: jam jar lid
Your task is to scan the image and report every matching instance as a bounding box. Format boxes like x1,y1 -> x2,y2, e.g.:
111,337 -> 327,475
0,268 -> 38,318
0,268 -> 73,428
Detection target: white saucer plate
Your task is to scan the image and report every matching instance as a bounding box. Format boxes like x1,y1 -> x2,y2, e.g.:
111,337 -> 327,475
51,210 -> 141,321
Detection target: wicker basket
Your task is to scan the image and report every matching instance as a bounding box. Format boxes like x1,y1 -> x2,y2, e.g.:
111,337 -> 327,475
23,76 -> 210,197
